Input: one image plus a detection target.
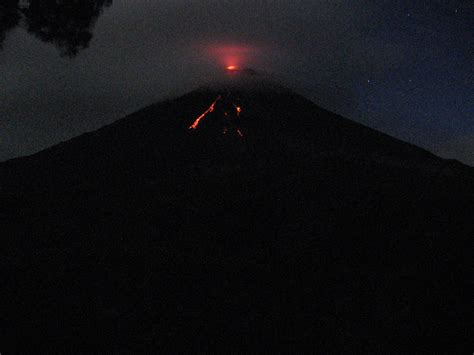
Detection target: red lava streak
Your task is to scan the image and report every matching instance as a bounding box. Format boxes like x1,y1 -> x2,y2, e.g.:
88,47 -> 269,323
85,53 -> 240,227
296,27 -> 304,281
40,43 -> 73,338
234,105 -> 242,116
188,96 -> 221,129
188,91 -> 244,138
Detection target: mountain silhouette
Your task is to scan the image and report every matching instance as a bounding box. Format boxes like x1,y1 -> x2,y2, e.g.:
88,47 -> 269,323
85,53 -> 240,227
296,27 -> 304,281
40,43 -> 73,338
1,76 -> 473,352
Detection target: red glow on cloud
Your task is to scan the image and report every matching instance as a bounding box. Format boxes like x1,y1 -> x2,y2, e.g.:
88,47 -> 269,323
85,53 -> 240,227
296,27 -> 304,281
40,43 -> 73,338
204,44 -> 259,69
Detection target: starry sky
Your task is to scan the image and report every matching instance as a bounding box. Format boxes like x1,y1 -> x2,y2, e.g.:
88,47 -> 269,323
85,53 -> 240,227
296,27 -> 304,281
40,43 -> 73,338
1,0 -> 472,165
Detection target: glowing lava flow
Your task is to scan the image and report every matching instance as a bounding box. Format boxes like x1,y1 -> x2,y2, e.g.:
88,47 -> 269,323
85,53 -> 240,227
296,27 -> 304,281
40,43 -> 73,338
230,104 -> 243,136
188,93 -> 244,138
233,104 -> 242,116
188,96 -> 221,130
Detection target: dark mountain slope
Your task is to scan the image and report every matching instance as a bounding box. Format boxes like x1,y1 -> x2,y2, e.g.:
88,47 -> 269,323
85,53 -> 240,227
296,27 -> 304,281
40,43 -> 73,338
1,83 -> 473,352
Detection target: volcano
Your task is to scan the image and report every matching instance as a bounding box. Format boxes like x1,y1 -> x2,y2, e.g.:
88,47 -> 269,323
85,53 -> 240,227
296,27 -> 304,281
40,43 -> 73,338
1,74 -> 473,352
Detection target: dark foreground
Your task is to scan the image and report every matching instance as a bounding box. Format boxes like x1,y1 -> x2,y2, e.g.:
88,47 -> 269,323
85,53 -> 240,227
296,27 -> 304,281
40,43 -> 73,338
1,83 -> 473,352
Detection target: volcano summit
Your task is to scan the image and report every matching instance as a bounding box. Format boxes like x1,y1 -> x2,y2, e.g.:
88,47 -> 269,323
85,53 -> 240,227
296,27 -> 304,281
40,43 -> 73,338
1,74 -> 473,352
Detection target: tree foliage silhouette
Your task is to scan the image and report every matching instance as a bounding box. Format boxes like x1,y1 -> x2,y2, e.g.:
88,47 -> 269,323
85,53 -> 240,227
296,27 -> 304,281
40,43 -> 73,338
0,0 -> 112,57
0,0 -> 20,49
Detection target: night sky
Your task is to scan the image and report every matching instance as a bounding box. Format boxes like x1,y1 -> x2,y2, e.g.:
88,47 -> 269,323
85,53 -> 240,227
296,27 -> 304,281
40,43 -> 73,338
1,0 -> 472,165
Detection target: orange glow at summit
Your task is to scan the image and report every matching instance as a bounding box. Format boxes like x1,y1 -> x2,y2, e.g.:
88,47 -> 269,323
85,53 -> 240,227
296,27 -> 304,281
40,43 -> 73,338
203,44 -> 260,70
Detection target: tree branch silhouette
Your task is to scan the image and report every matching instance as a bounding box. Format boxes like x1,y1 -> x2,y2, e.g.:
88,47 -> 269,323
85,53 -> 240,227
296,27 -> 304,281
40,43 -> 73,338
0,0 -> 112,57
